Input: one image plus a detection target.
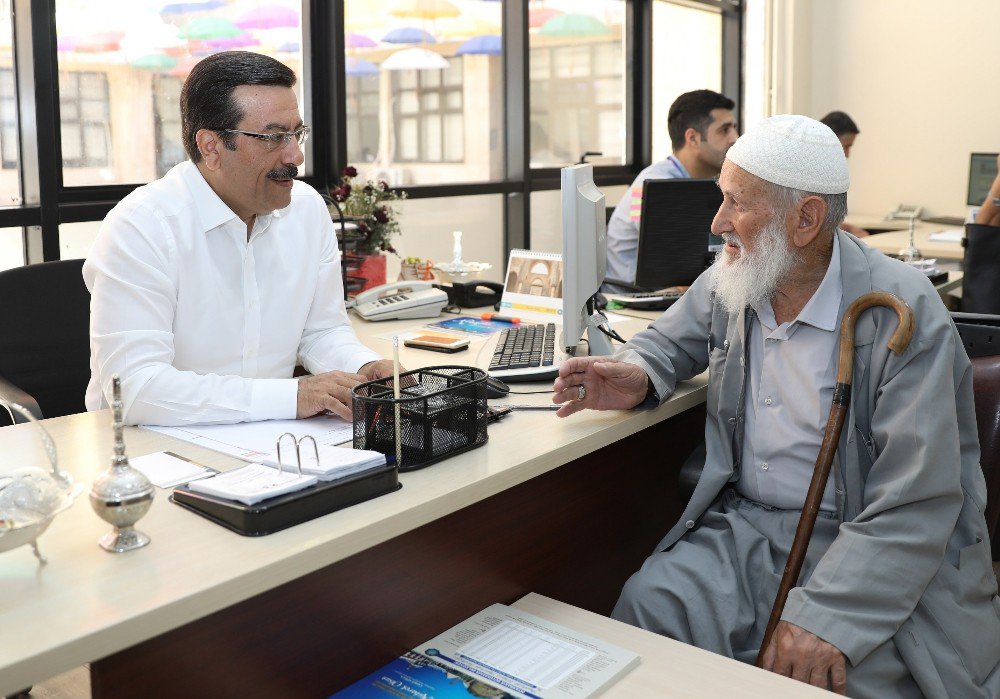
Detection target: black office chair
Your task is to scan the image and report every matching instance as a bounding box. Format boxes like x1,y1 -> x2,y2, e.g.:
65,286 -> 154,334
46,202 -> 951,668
960,223 -> 1000,314
0,259 -> 91,426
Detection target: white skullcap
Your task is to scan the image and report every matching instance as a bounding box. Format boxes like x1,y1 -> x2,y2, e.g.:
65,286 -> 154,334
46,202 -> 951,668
726,114 -> 849,194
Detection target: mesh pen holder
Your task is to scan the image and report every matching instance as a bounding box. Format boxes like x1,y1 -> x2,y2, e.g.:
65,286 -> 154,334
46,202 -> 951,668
352,366 -> 488,472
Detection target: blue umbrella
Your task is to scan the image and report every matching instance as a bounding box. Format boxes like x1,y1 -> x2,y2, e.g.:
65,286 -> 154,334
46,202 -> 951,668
455,34 -> 501,56
381,26 -> 436,44
346,56 -> 379,76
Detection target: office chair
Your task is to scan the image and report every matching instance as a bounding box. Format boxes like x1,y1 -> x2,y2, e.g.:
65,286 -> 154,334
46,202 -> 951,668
961,223 -> 1000,314
0,259 -> 91,426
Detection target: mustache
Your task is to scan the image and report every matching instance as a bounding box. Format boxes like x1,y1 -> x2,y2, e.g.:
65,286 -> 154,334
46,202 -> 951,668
267,165 -> 298,180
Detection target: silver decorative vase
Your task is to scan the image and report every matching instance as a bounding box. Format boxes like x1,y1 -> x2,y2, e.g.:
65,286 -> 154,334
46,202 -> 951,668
90,376 -> 153,553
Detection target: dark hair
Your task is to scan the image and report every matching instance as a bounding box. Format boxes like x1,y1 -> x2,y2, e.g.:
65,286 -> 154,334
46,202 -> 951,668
667,89 -> 735,150
181,51 -> 297,163
819,111 -> 860,137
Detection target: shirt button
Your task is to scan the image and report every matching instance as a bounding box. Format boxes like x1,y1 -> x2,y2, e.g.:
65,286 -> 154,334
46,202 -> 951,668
762,462 -> 769,470
739,356 -> 745,367
723,340 -> 730,350
764,397 -> 773,406
685,520 -> 695,529
728,417 -> 736,424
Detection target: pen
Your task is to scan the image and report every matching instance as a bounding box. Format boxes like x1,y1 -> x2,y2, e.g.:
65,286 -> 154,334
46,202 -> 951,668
507,404 -> 561,411
482,312 -> 521,323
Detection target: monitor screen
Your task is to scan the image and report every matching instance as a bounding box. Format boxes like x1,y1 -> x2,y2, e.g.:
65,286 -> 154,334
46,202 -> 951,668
968,153 -> 998,206
560,164 -> 608,355
635,178 -> 723,290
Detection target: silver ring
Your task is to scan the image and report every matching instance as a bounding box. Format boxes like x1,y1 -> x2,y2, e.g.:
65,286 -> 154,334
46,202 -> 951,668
577,384 -> 586,401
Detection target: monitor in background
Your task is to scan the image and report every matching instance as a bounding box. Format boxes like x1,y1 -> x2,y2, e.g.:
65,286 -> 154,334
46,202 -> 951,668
634,178 -> 723,290
561,163 -> 613,357
967,152 -> 998,207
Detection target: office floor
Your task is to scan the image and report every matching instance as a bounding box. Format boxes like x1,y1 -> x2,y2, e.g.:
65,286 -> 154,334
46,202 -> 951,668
19,562 -> 1000,698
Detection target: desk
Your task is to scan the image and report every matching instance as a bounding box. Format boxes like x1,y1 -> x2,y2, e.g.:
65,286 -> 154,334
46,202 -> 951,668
0,314 -> 714,698
861,223 -> 965,260
514,593 -> 830,698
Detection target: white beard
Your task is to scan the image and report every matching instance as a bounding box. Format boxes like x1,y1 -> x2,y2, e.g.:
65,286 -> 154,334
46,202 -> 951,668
708,218 -> 799,315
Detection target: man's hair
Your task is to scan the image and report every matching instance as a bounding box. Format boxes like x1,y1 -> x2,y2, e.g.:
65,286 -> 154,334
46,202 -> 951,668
819,111 -> 859,137
181,51 -> 297,163
764,180 -> 848,235
667,89 -> 735,150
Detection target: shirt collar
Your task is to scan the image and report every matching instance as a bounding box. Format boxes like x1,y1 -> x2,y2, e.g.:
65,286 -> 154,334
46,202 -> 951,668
752,233 -> 842,333
179,160 -> 278,233
666,154 -> 691,178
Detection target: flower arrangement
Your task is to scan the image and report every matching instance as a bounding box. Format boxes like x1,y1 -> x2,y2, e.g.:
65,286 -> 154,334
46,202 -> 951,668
330,166 -> 407,255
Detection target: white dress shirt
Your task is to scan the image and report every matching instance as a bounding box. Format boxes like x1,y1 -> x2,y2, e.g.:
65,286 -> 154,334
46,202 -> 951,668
84,160 -> 381,426
738,234 -> 843,512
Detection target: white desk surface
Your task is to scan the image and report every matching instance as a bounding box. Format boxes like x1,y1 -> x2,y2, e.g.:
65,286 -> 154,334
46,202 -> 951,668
513,593 -> 831,698
850,217 -> 965,260
0,313 -> 707,696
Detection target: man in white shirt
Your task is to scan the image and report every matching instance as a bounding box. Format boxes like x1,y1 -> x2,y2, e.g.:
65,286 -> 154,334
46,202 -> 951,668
604,89 -> 738,288
84,51 -> 393,426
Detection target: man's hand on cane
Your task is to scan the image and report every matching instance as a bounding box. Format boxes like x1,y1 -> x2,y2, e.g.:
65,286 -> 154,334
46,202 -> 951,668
552,356 -> 650,417
761,621 -> 847,694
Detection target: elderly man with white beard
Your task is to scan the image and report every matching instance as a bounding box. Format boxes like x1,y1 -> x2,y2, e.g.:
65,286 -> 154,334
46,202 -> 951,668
552,115 -> 1000,697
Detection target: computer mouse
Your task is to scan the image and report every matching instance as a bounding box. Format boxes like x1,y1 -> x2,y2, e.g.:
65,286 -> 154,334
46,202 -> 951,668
485,377 -> 510,399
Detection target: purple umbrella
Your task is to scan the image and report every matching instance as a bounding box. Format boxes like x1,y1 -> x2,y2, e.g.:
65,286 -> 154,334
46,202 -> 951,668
160,0 -> 226,15
346,32 -> 377,49
346,57 -> 379,77
455,34 -> 501,56
205,34 -> 261,51
381,26 -> 436,44
277,41 -> 301,53
235,4 -> 300,30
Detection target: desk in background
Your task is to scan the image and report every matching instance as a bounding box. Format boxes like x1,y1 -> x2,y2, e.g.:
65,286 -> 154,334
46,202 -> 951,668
0,313 -> 714,698
847,214 -> 965,261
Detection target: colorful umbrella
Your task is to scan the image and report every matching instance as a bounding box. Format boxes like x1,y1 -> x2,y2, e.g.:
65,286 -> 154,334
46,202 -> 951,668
346,56 -> 379,76
70,31 -> 125,53
205,34 -> 261,50
277,40 -> 301,53
438,16 -> 501,40
160,1 -> 226,15
346,32 -> 377,49
538,13 -> 610,37
130,52 -> 179,70
528,7 -> 563,29
381,26 -> 436,44
389,0 -> 460,21
179,16 -> 242,40
168,55 -> 203,77
455,34 -> 501,56
381,47 -> 448,70
235,5 -> 300,30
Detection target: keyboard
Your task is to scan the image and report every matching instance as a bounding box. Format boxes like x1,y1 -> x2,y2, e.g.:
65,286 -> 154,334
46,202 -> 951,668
487,323 -> 561,381
606,289 -> 684,311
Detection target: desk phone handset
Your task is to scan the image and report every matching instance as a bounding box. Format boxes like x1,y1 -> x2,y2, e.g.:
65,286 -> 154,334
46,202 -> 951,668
349,280 -> 449,321
888,203 -> 924,221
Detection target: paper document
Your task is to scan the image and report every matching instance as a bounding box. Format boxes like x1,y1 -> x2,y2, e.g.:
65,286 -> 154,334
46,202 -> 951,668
186,463 -> 317,505
143,414 -> 354,461
130,451 -> 215,488
257,444 -> 386,481
928,228 -> 964,242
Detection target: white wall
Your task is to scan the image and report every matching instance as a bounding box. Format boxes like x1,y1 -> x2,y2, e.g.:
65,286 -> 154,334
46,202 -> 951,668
772,0 -> 1000,219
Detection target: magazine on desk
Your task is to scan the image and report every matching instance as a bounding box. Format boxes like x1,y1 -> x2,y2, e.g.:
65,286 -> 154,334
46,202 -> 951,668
330,603 -> 639,699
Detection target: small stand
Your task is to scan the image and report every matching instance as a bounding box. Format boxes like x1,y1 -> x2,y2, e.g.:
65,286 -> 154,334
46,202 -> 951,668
898,213 -> 923,262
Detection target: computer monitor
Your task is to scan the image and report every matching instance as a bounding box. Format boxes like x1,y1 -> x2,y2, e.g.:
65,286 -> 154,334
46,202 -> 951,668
561,163 -> 613,356
634,178 -> 723,290
967,153 -> 998,207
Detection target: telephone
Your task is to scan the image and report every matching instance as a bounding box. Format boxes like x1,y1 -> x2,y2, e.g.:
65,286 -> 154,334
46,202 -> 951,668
450,280 -> 504,308
349,281 -> 449,321
888,204 -> 924,221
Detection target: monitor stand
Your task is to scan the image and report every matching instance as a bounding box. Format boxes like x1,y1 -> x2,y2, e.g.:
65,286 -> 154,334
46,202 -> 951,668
585,312 -> 614,357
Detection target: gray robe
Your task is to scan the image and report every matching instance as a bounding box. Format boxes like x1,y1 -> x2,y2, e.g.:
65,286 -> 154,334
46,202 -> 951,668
616,231 -> 1000,697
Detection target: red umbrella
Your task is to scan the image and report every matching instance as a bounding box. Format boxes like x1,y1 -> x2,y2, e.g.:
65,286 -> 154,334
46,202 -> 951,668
528,7 -> 564,29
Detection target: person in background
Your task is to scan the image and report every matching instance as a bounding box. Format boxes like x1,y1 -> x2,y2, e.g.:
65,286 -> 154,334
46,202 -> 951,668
820,111 -> 869,238
84,51 -> 394,426
554,115 -> 999,698
604,89 -> 738,289
974,153 -> 1000,226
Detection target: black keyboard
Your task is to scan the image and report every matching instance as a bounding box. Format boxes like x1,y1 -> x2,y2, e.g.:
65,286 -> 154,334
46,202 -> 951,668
488,323 -> 557,376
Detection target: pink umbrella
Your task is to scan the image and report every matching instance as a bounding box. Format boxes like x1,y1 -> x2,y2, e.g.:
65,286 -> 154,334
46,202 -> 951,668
205,33 -> 261,50
169,55 -> 203,78
235,4 -> 300,30
528,7 -> 563,29
346,32 -> 376,49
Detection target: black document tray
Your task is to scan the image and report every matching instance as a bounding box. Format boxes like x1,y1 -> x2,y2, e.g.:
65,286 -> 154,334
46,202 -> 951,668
170,463 -> 401,536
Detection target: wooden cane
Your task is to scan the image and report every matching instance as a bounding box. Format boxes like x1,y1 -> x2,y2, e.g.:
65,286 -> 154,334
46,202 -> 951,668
755,291 -> 915,667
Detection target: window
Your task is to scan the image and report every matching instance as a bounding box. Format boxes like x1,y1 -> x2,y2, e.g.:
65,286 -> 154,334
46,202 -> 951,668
59,71 -> 111,169
528,0 -> 627,168
343,0 -> 505,185
0,69 -> 16,170
153,76 -> 184,178
393,59 -> 463,163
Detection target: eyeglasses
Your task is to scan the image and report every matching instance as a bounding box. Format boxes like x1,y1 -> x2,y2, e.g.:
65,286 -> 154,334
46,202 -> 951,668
217,126 -> 311,150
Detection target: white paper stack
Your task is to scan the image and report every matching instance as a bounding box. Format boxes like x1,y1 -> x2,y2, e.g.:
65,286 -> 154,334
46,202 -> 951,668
258,444 -> 387,481
186,463 -> 318,506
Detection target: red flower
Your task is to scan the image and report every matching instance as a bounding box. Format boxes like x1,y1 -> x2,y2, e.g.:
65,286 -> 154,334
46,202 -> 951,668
373,207 -> 390,224
379,180 -> 389,192
342,166 -> 358,178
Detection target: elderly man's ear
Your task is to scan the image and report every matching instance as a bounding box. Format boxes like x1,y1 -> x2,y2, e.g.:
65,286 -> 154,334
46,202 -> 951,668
791,195 -> 827,249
